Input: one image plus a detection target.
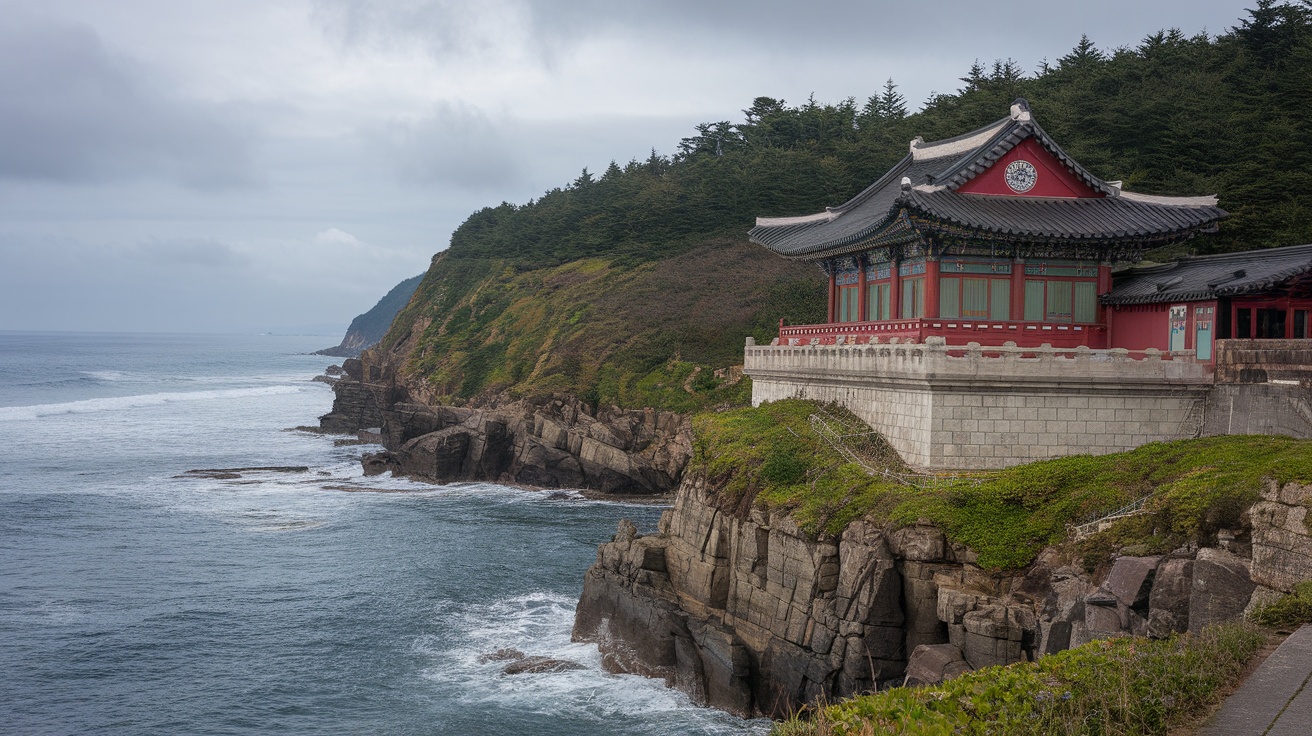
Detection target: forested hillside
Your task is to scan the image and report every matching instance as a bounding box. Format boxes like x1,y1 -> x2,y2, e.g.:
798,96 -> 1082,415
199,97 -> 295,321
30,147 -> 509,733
379,1 -> 1312,409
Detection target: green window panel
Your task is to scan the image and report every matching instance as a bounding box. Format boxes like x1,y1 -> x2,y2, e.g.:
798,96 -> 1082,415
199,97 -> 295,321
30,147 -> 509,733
940,277 -> 960,318
1024,280 -> 1045,322
990,279 -> 1011,320
839,286 -> 859,322
901,278 -> 923,318
1074,281 -> 1097,323
868,283 -> 891,321
1046,280 -> 1073,322
962,278 -> 989,318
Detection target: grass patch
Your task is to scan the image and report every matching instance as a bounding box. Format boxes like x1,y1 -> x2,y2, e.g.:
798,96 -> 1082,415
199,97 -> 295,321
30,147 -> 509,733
1251,582 -> 1312,628
692,400 -> 1312,569
773,623 -> 1266,736
380,241 -> 823,411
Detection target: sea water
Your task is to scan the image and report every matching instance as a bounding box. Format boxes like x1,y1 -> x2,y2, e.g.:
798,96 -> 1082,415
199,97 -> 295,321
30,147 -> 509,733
0,332 -> 768,736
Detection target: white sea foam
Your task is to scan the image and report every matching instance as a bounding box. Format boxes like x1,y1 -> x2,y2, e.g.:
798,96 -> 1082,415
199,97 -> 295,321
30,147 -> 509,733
0,386 -> 304,422
415,592 -> 770,734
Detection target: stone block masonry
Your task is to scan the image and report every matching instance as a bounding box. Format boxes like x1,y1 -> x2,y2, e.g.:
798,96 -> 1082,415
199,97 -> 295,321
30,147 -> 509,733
744,337 -> 1213,470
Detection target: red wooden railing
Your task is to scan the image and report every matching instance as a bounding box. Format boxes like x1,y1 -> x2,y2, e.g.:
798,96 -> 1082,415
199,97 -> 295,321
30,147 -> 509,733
778,318 -> 1109,349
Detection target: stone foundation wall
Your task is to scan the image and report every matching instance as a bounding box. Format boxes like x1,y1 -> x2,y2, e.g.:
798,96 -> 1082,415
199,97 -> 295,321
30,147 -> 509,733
746,339 -> 1211,470
1201,383 -> 1312,438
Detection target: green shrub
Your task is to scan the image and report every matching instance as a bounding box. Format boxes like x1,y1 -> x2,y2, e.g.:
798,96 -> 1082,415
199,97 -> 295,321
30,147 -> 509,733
774,623 -> 1266,736
1251,582 -> 1312,628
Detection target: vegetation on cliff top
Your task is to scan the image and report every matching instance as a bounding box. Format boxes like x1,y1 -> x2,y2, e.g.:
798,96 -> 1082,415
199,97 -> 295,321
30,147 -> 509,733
383,242 -> 821,409
692,399 -> 1312,570
773,623 -> 1265,736
379,3 -> 1312,408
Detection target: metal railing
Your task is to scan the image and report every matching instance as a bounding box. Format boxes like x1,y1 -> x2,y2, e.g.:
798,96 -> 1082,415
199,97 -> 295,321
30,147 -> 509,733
1071,496 -> 1152,540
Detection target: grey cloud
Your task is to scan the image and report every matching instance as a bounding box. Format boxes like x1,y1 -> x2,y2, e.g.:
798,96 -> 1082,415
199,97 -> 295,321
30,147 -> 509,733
130,237 -> 250,268
371,101 -> 522,188
312,1 -> 1250,90
0,7 -> 257,188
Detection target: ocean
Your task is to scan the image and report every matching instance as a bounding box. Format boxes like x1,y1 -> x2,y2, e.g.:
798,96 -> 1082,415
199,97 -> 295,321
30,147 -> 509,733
0,332 -> 768,736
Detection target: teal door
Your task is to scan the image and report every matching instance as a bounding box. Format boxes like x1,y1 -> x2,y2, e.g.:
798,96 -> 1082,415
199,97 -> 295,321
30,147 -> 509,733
1196,320 -> 1213,360
1169,305 -> 1187,352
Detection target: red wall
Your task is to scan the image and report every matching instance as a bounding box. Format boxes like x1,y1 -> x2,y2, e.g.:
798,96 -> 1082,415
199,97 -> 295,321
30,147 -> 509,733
956,138 -> 1103,199
1109,304 -> 1169,350
1109,301 -> 1220,352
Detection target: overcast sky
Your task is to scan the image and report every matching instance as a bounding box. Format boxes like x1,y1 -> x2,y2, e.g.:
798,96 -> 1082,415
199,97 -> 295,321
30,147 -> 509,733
0,0 -> 1259,334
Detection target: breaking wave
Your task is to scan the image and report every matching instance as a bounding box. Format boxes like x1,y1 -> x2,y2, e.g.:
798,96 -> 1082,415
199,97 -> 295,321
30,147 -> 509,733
0,386 -> 304,422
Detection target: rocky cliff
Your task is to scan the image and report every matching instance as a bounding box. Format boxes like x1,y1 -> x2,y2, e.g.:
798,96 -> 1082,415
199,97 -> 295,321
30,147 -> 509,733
572,474 -> 1312,718
318,354 -> 692,494
317,274 -> 424,358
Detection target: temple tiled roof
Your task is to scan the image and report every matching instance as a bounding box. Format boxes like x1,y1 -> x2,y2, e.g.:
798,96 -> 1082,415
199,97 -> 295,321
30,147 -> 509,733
748,99 -> 1227,261
900,188 -> 1225,241
1106,243 -> 1312,305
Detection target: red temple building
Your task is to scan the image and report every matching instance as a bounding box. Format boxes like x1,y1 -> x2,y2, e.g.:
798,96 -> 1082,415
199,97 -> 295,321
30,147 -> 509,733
748,98 -> 1256,353
743,99 -> 1312,470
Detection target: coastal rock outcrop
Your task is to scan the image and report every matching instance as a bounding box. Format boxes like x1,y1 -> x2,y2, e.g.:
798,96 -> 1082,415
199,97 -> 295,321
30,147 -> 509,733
572,475 -> 1312,717
320,355 -> 691,493
318,358 -> 397,433
360,395 -> 690,493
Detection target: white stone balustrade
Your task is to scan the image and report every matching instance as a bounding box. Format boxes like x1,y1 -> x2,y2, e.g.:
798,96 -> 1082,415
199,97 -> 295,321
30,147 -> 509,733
743,337 -> 1213,470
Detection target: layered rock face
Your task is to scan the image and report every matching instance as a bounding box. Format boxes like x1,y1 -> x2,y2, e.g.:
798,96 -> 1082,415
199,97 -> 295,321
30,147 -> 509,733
318,358 -> 397,432
1250,480 -> 1312,597
573,476 -> 1308,717
318,356 -> 691,493
362,395 -> 689,493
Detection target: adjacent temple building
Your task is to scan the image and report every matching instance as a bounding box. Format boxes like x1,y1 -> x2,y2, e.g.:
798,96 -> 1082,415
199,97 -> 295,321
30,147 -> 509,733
744,99 -> 1312,469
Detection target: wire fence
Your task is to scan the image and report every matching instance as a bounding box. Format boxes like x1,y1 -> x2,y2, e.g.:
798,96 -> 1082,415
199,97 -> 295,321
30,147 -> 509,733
806,407 -> 992,490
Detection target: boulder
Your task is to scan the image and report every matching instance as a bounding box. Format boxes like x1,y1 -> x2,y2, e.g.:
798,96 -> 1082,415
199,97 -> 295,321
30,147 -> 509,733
1189,548 -> 1256,634
478,648 -> 525,663
960,605 -> 1032,669
905,643 -> 972,685
1102,556 -> 1161,609
502,656 -> 586,675
1146,557 -> 1194,637
889,525 -> 947,562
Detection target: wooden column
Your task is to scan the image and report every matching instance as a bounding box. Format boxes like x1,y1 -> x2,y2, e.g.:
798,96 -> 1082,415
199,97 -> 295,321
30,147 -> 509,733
1010,258 -> 1026,321
827,262 -> 837,324
1097,261 -> 1113,324
890,257 -> 902,320
923,258 -> 940,319
857,256 -> 868,322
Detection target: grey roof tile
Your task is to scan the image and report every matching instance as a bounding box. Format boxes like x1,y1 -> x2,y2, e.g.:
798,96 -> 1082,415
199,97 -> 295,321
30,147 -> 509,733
901,190 -> 1226,241
1106,243 -> 1312,304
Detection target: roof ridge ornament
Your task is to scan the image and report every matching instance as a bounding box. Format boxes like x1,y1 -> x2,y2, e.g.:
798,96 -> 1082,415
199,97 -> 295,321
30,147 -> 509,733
909,136 -> 925,154
900,176 -> 912,192
1010,98 -> 1032,122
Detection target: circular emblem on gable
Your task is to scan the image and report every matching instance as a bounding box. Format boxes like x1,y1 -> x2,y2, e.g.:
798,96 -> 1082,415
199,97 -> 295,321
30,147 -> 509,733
1004,160 -> 1038,193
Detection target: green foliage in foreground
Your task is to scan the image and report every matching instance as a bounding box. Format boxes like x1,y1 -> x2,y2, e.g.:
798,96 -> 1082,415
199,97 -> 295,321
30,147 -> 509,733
691,400 -> 1312,569
1251,582 -> 1312,628
773,623 -> 1265,736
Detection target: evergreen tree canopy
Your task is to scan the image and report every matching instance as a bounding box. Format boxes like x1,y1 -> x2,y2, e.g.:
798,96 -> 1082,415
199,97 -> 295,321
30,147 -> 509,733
445,1 -> 1312,269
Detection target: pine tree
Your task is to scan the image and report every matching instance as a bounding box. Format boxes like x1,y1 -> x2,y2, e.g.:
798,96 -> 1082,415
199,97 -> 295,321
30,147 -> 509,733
877,78 -> 907,119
